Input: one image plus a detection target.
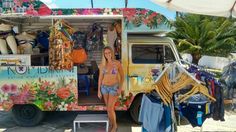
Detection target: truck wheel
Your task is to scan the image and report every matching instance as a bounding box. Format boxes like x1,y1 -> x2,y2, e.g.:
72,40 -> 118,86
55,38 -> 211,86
12,104 -> 44,127
129,94 -> 143,124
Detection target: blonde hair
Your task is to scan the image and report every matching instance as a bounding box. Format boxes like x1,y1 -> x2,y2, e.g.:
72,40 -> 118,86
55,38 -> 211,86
101,46 -> 115,67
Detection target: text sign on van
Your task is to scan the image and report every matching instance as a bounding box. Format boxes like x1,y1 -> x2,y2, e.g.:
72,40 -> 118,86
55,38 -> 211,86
0,66 -> 77,80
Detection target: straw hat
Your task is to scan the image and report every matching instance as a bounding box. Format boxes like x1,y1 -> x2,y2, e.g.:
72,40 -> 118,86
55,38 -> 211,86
16,32 -> 36,40
0,23 -> 12,31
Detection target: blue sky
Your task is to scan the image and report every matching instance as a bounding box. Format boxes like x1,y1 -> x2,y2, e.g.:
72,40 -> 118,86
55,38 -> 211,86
41,0 -> 176,20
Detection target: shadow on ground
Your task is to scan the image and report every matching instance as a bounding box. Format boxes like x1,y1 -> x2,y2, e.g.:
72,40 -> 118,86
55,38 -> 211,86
0,111 -> 138,132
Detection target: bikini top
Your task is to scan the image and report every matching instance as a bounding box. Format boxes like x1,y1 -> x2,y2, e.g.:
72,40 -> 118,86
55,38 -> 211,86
102,62 -> 118,75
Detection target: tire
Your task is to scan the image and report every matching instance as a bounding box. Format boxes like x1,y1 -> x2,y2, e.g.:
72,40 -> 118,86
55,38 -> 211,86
129,94 -> 143,124
12,104 -> 44,127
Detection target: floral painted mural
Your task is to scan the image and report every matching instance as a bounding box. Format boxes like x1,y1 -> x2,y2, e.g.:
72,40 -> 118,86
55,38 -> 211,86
0,78 -> 78,111
0,65 -> 133,111
0,0 -> 169,29
0,66 -> 78,111
0,78 -> 133,111
123,8 -> 169,29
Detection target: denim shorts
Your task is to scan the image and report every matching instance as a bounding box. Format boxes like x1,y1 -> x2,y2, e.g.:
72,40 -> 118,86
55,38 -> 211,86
101,84 -> 119,96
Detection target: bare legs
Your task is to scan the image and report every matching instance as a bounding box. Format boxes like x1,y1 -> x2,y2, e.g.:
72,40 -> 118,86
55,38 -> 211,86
103,94 -> 118,132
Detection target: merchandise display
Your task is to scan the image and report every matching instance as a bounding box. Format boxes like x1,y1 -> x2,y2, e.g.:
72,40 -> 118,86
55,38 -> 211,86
16,32 -> 36,54
0,23 -> 17,54
49,20 -> 74,70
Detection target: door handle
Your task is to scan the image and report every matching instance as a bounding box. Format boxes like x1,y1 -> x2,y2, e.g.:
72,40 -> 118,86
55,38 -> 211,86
129,75 -> 138,78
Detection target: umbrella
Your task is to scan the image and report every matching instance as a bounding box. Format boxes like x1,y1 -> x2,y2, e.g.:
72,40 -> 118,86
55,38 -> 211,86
150,0 -> 236,18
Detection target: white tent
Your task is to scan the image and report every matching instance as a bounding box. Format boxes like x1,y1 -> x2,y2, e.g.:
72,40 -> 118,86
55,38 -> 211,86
151,0 -> 236,17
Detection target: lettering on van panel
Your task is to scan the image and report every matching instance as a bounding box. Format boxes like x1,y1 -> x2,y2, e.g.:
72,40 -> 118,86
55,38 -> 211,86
7,66 -> 75,75
5,66 -> 76,79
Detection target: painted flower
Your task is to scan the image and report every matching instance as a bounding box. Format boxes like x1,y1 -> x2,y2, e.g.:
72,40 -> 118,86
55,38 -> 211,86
123,8 -> 136,21
0,93 -> 9,101
14,0 -> 22,7
23,0 -> 29,2
114,101 -> 121,107
25,4 -> 38,16
56,87 -> 71,99
38,4 -> 52,16
82,9 -> 92,15
67,102 -> 78,111
57,10 -> 63,15
10,85 -> 33,104
92,8 -> 102,15
78,106 -> 87,111
140,9 -> 148,15
124,100 -> 130,106
44,101 -> 53,110
40,80 -> 51,90
97,106 -> 104,110
10,84 -> 17,93
143,18 -> 149,25
1,84 -> 10,93
58,102 -> 68,111
47,90 -> 53,95
150,12 -> 158,17
2,100 -> 13,111
112,9 -> 120,15
103,8 -> 113,15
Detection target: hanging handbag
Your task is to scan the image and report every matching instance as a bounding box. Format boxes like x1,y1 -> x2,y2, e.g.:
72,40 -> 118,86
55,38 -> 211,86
70,48 -> 88,64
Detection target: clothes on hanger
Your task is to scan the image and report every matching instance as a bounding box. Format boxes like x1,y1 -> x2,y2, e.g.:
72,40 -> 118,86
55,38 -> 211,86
37,31 -> 49,49
139,94 -> 174,132
211,84 -> 225,121
72,31 -> 86,49
179,102 -> 211,127
107,24 -> 117,51
86,23 -> 103,51
49,20 -> 74,70
178,94 -> 211,127
186,63 -> 225,121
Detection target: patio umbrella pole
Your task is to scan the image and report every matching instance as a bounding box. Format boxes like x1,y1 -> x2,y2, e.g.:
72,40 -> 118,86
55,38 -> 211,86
91,0 -> 94,8
125,0 -> 128,8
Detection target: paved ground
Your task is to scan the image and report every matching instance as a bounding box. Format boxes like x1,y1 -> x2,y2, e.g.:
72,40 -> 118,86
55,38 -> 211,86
0,110 -> 236,132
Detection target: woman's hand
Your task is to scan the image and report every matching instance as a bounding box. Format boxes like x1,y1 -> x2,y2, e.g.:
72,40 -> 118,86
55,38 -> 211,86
98,91 -> 102,99
117,87 -> 123,96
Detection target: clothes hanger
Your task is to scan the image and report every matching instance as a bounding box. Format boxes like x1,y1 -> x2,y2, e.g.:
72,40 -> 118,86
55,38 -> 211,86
172,73 -> 197,93
152,84 -> 169,105
178,84 -> 216,103
153,78 -> 172,105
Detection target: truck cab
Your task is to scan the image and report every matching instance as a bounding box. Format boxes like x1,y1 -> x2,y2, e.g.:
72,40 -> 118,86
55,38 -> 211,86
126,35 -> 180,123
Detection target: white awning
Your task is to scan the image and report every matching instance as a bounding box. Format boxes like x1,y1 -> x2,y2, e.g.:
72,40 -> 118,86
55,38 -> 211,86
151,0 -> 236,17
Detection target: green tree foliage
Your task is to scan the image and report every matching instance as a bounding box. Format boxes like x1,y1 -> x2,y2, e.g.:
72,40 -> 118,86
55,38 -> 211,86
167,14 -> 236,64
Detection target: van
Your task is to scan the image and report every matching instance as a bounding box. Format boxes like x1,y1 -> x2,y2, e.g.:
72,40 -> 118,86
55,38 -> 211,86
0,1 -> 180,126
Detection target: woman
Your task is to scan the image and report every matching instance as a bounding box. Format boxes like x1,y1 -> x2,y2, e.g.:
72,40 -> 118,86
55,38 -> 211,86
98,46 -> 124,132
